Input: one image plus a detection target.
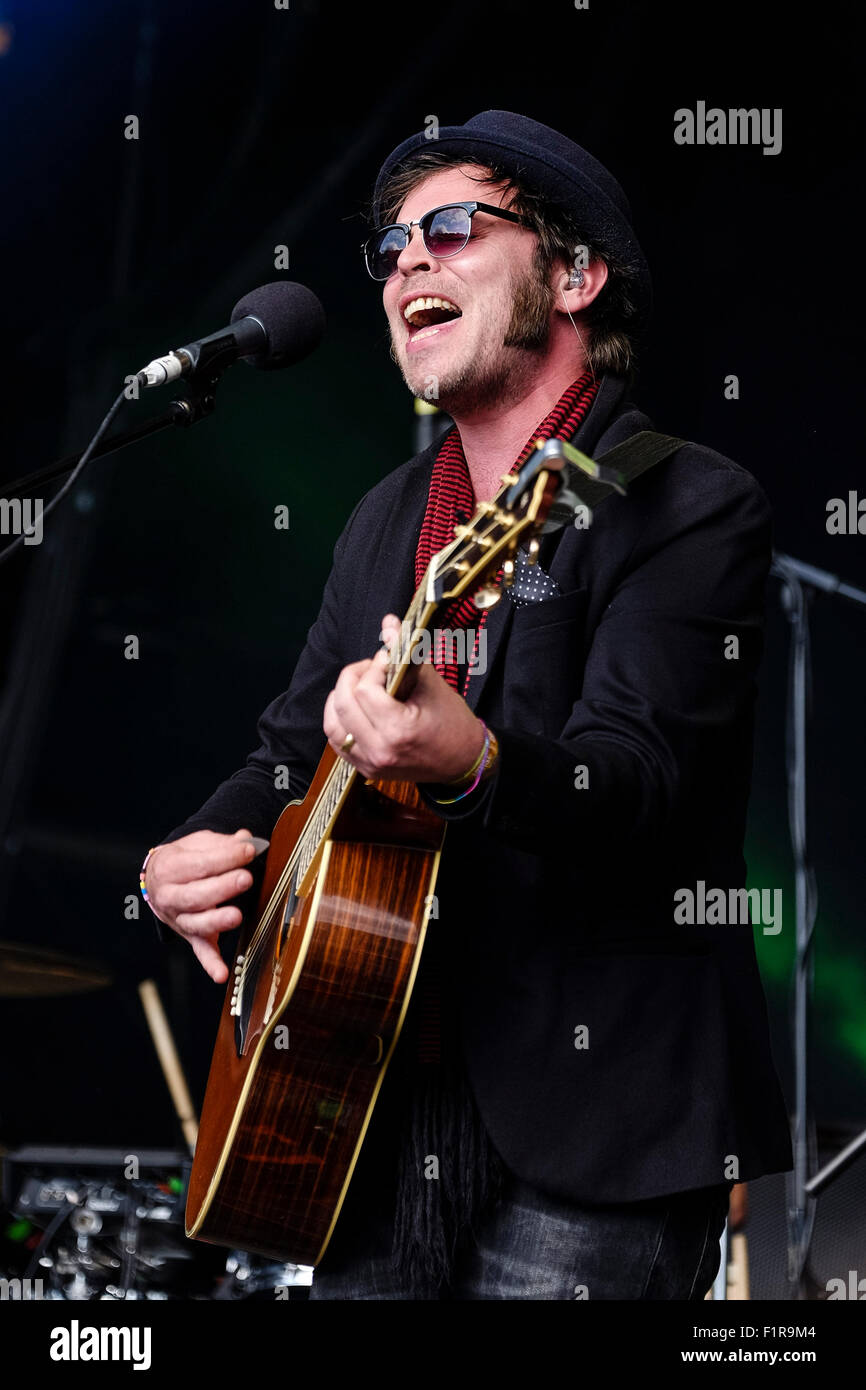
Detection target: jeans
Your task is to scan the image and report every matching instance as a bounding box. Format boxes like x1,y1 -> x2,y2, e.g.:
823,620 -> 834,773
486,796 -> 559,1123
309,1174 -> 730,1300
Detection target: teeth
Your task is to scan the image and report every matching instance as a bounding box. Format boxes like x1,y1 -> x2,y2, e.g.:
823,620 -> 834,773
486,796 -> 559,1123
403,296 -> 460,323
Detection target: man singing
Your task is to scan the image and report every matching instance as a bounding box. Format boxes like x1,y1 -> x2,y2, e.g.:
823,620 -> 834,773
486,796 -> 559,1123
142,111 -> 792,1299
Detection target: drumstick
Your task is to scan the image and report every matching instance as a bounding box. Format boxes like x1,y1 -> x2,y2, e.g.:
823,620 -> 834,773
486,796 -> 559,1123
727,1233 -> 751,1300
138,978 -> 199,1153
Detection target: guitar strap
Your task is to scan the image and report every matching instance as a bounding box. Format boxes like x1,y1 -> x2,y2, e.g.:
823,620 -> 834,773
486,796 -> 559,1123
564,429 -> 688,512
535,429 -> 687,538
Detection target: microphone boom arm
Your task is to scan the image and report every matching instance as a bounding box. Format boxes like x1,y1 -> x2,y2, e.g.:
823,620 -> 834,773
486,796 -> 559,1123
3,372 -> 223,499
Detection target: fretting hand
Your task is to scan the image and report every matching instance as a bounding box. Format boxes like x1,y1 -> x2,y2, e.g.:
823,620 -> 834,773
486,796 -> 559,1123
322,613 -> 485,783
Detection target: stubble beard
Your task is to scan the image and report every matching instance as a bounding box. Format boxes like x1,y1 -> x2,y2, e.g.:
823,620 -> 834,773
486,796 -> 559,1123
392,258 -> 554,416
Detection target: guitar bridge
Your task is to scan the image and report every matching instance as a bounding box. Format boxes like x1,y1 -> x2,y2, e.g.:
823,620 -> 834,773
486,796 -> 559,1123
229,954 -> 245,1018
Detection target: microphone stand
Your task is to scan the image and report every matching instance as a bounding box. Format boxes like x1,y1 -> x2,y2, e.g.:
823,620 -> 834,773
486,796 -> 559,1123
0,366 -> 229,932
2,373 -> 222,498
769,550 -> 866,1296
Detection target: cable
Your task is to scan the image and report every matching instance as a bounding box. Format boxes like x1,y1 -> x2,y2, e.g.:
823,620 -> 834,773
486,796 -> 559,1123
0,377 -> 140,567
23,1194 -> 78,1283
559,287 -> 596,383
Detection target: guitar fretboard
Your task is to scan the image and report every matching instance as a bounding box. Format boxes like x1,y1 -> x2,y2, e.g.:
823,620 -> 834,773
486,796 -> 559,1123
297,757 -> 352,883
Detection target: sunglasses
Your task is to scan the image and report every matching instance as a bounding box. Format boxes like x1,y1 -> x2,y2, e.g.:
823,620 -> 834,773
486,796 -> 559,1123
362,200 -> 533,281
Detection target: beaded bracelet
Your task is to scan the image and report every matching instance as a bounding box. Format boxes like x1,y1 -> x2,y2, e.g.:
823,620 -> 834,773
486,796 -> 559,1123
430,726 -> 492,804
139,846 -> 160,906
442,720 -> 490,786
480,728 -> 499,782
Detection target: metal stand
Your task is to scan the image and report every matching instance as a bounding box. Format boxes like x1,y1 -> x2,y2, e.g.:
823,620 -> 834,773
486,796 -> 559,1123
0,369 -> 224,935
2,374 -> 222,499
711,1222 -> 730,1300
770,551 -> 866,1296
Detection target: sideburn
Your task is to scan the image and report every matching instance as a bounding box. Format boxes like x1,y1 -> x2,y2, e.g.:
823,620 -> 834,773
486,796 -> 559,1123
503,256 -> 554,351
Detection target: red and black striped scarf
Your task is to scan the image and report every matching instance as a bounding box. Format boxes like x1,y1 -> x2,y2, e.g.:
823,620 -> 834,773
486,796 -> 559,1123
413,371 -> 600,694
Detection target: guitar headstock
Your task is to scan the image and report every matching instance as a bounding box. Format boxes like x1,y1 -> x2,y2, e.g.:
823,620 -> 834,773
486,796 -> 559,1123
423,440 -> 566,610
383,436 -> 624,694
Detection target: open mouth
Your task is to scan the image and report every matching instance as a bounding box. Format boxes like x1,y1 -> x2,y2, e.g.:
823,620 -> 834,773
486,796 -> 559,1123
403,295 -> 462,344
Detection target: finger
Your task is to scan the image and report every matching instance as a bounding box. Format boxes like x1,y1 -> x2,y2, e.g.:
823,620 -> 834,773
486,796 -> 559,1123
323,684 -> 368,743
161,867 -> 255,915
367,641 -> 394,681
350,627 -> 395,704
325,661 -> 373,730
156,836 -> 259,886
174,904 -> 245,937
352,661 -> 404,728
334,657 -> 375,692
330,681 -> 380,752
189,933 -> 230,984
378,614 -> 402,650
322,689 -> 337,739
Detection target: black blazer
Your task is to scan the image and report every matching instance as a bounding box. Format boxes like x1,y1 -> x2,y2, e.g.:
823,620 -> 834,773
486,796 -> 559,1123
160,372 -> 793,1202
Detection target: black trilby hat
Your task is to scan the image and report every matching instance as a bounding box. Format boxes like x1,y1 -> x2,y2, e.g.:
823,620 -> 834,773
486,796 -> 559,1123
373,109 -> 652,330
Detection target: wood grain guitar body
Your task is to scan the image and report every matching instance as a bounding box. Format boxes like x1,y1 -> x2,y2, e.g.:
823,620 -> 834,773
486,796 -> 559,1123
186,746 -> 444,1264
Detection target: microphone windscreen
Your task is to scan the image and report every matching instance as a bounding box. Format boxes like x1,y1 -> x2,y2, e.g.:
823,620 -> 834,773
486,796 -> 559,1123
231,281 -> 326,369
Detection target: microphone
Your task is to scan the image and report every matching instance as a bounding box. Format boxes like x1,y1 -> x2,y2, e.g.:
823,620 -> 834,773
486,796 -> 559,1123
138,281 -> 325,388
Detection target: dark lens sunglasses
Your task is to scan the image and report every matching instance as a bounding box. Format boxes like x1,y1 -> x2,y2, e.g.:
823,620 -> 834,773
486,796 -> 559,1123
362,200 -> 533,281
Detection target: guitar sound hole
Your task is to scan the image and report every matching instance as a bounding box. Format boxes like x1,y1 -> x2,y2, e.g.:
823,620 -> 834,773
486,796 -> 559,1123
276,869 -> 300,962
234,871 -> 299,1057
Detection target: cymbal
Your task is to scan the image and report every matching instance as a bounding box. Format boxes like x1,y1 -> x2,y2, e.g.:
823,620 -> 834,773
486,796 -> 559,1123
0,941 -> 112,997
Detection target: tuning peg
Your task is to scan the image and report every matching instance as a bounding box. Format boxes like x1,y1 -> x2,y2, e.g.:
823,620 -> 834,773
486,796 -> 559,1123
473,585 -> 501,610
526,538 -> 540,566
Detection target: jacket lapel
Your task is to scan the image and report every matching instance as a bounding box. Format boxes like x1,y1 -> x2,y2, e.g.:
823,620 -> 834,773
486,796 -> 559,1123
368,375 -> 630,711
463,373 -> 628,713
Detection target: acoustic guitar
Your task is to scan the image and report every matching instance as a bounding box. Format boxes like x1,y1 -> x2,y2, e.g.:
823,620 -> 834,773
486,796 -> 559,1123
185,440 -> 573,1264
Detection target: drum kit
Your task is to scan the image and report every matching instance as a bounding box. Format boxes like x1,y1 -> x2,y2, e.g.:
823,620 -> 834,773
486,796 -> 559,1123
0,941 -> 312,1301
